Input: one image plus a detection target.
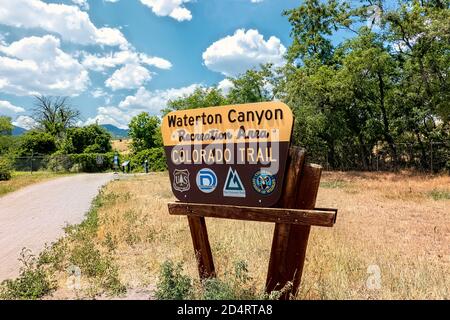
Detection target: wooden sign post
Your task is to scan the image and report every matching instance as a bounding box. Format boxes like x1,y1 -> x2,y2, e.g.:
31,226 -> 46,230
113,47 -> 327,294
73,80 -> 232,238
162,103 -> 337,299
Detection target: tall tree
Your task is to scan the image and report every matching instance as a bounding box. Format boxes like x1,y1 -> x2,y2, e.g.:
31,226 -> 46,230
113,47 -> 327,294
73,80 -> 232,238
227,66 -> 274,104
283,0 -> 353,64
164,87 -> 227,115
32,96 -> 80,137
0,116 -> 14,155
128,113 -> 161,153
383,0 -> 450,167
0,116 -> 13,136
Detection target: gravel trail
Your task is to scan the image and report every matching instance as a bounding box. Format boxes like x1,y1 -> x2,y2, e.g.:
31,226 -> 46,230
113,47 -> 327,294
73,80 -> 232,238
0,173 -> 113,281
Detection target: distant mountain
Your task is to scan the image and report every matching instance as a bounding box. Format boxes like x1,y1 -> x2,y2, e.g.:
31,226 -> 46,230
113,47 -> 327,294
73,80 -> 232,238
10,124 -> 128,138
12,126 -> 27,136
101,124 -> 128,138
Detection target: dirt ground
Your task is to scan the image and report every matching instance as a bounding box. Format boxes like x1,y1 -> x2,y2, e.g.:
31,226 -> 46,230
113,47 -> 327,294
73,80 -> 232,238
48,171 -> 449,300
112,139 -> 131,155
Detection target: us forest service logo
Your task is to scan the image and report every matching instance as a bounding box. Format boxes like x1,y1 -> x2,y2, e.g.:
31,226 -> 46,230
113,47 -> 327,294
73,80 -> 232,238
173,169 -> 190,192
252,170 -> 276,195
223,167 -> 246,198
196,168 -> 218,193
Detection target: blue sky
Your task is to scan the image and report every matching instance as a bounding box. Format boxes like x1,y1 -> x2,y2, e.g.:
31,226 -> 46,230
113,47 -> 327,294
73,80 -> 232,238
0,0 -> 359,129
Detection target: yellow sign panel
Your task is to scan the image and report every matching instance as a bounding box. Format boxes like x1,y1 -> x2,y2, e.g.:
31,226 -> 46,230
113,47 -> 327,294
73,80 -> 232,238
162,102 -> 293,146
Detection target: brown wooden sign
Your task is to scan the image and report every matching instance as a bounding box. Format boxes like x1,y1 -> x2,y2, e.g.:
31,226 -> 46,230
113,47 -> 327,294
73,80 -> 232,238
161,102 -> 294,207
167,147 -> 338,299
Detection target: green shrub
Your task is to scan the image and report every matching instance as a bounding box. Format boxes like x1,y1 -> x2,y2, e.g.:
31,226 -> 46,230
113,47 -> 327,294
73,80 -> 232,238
66,237 -> 125,295
428,189 -> 450,200
38,241 -> 67,272
155,260 -> 265,300
18,130 -> 56,156
46,153 -> 73,172
0,249 -> 55,300
47,153 -> 115,173
70,153 -> 115,172
61,125 -> 112,154
131,147 -> 167,172
201,261 -> 258,300
320,180 -> 348,189
39,190 -> 125,296
201,278 -> 236,300
69,240 -> 106,278
155,260 -> 193,300
0,157 -> 12,181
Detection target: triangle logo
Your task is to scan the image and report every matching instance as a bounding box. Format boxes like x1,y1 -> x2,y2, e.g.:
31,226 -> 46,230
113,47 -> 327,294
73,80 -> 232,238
223,167 -> 246,198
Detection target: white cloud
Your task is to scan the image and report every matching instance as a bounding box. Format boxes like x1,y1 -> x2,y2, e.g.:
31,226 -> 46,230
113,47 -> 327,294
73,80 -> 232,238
82,50 -> 139,71
119,84 -> 199,114
217,79 -> 234,95
0,0 -> 127,47
0,35 -> 89,96
87,84 -> 199,128
71,0 -> 89,10
251,0 -> 264,3
202,29 -> 286,76
91,88 -> 112,104
85,106 -> 130,129
91,89 -> 107,98
0,100 -> 25,116
13,115 -> 37,130
139,54 -> 173,70
139,0 -> 192,21
82,50 -> 172,72
105,64 -> 152,90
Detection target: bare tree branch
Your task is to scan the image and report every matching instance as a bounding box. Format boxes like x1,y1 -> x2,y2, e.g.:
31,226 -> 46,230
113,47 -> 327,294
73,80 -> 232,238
32,96 -> 81,137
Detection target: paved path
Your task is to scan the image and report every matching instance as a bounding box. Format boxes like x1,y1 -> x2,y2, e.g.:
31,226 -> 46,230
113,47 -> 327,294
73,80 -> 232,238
0,173 -> 113,281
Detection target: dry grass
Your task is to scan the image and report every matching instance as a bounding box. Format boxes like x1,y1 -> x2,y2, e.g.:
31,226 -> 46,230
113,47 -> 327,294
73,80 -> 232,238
52,171 -> 449,299
0,171 -> 71,197
112,139 -> 132,155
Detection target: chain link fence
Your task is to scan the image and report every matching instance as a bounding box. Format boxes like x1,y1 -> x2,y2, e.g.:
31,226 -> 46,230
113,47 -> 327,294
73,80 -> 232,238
11,154 -> 48,172
6,153 -> 114,173
2,141 -> 449,174
306,142 -> 449,173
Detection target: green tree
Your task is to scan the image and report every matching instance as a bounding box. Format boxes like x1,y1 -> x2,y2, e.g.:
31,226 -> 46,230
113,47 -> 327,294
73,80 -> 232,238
0,116 -> 13,135
278,0 -> 449,171
61,124 -> 112,154
128,113 -> 161,153
164,87 -> 227,115
337,29 -> 400,166
0,116 -> 14,155
227,66 -> 274,104
283,0 -> 353,64
19,131 -> 57,155
383,0 -> 450,167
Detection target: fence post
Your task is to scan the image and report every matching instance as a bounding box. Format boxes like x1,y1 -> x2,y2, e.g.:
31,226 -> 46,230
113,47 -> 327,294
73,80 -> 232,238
30,151 -> 34,174
430,142 -> 433,173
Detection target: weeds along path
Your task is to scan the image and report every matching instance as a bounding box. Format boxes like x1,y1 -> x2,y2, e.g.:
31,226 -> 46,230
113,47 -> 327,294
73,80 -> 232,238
0,173 -> 113,281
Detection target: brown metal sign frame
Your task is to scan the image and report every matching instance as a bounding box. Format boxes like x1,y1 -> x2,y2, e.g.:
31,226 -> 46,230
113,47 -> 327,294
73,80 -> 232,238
167,147 -> 338,300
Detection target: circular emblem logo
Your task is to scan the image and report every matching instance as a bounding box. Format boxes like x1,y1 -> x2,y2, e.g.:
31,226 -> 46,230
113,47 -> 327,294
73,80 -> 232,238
252,170 -> 276,195
196,168 -> 218,193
